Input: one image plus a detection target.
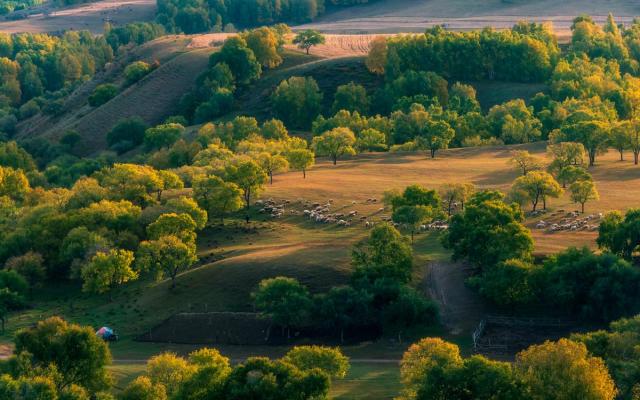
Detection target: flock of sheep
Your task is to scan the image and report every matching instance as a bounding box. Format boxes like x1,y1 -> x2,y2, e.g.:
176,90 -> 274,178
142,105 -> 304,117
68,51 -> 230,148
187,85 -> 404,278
533,210 -> 603,233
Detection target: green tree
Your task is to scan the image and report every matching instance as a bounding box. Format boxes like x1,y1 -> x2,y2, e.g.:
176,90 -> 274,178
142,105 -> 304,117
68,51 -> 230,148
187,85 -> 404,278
473,259 -> 536,308
81,249 -> 137,300
416,119 -> 455,158
333,82 -> 369,114
443,192 -> 534,271
611,121 -> 631,161
0,141 -> 36,171
124,61 -> 151,85
569,179 -> 599,213
224,160 -> 268,208
511,171 -> 562,211
597,209 -> 640,260
136,235 -> 197,289
515,339 -> 617,400
121,376 -> 167,400
272,76 -> 323,129
286,148 -> 315,178
381,287 -> 437,343
242,27 -> 283,68
144,123 -> 184,150
356,128 -> 387,152
88,84 -> 118,107
558,120 -> 611,166
209,36 -> 261,85
146,352 -> 195,396
14,317 -> 112,391
352,223 -> 413,284
106,117 -> 149,153
293,29 -> 326,55
316,286 -> 373,343
4,251 -> 46,289
312,127 -> 357,165
392,205 -> 433,243
509,150 -> 543,176
147,213 -> 197,244
283,346 -> 350,379
557,165 -> 591,188
252,277 -> 312,338
439,183 -> 475,216
193,175 -> 243,224
256,152 -> 289,185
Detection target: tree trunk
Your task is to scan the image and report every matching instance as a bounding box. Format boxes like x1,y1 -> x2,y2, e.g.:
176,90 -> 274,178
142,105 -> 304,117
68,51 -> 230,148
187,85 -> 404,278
589,150 -> 596,167
430,148 -> 436,158
620,150 -> 624,161
543,196 -> 547,210
306,47 -> 310,55
332,156 -> 337,165
270,172 -> 273,185
581,202 -> 585,213
411,230 -> 415,243
303,168 -> 306,179
635,151 -> 639,165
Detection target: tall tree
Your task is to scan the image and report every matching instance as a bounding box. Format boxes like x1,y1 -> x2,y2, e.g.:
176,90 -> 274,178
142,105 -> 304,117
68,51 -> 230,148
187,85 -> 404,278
312,127 -> 357,165
81,249 -> 137,301
293,30 -> 325,55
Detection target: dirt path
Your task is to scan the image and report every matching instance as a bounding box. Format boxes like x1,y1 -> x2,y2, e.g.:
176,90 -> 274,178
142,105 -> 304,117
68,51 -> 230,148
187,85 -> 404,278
424,261 -> 486,336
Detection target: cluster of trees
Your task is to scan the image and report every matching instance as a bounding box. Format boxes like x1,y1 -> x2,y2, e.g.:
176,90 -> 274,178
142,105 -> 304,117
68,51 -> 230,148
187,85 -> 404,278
442,190 -> 640,321
398,336 -> 617,400
0,316 -> 351,399
253,223 -> 437,343
180,26 -> 290,123
0,0 -> 42,15
156,0 -> 375,33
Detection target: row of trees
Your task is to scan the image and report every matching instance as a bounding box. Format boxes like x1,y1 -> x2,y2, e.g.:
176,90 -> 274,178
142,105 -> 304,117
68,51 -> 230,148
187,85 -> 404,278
253,223 -> 437,343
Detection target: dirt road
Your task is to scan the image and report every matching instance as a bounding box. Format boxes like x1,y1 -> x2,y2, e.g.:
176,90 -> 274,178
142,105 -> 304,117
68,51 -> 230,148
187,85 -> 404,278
424,261 -> 486,336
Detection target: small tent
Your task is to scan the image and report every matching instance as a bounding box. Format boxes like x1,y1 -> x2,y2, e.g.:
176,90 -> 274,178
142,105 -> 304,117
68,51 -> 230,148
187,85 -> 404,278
96,326 -> 117,341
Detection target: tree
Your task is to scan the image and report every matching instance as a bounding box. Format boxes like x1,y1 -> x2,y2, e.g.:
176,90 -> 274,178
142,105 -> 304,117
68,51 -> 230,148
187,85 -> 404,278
569,179 -> 599,213
473,259 -> 536,308
272,76 -> 323,129
439,183 -> 475,216
597,209 -> 640,260
547,142 -> 587,173
0,166 -> 30,202
106,117 -> 148,153
81,249 -> 137,300
136,235 -> 197,289
356,128 -> 387,152
286,148 -> 315,178
381,287 -> 437,343
209,36 -> 261,85
333,82 -> 369,114
0,141 -> 36,171
416,119 -> 455,158
511,171 -> 562,211
95,163 -> 164,206
124,61 -> 151,85
559,120 -> 611,166
257,152 -> 289,184
224,160 -> 268,208
242,27 -> 283,68
252,277 -> 312,338
316,286 -> 373,343
283,346 -> 350,379
352,223 -> 413,284
515,339 -> 617,400
261,118 -> 289,140
147,213 -> 198,244
392,205 -> 433,243
509,150 -> 543,176
144,123 -> 184,150
557,165 -> 591,188
312,127 -> 357,165
14,317 -> 112,391
366,36 -> 387,75
293,29 -> 325,54
443,192 -> 534,271
193,175 -> 243,224
121,376 -> 167,400
399,337 -> 463,400
146,352 -> 195,396
611,121 -> 631,161
88,84 -> 118,107
5,251 -> 46,289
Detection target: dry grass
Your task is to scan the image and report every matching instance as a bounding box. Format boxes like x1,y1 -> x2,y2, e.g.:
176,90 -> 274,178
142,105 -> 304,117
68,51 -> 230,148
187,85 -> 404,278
0,0 -> 155,34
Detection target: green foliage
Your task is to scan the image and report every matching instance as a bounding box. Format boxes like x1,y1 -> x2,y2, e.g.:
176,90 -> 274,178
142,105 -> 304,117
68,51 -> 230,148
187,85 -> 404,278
510,171 -> 562,211
312,127 -> 356,165
224,159 -> 268,208
293,29 -> 326,54
0,141 -> 36,172
597,209 -> 640,259
81,249 -> 137,297
210,37 -> 261,86
14,316 -> 112,392
333,82 -> 369,114
124,61 -> 152,85
283,346 -> 349,379
88,84 -> 118,107
252,277 -> 312,334
443,191 -> 533,271
136,235 -> 197,289
144,123 -> 185,151
192,175 -> 243,224
106,117 -> 149,153
272,76 -> 323,129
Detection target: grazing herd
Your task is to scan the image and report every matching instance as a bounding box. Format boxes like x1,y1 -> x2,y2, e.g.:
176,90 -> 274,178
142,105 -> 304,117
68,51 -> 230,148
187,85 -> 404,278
533,210 -> 603,233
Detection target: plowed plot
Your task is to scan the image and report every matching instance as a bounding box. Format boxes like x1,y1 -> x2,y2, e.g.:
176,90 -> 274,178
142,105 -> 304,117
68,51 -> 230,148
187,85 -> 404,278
0,0 -> 155,34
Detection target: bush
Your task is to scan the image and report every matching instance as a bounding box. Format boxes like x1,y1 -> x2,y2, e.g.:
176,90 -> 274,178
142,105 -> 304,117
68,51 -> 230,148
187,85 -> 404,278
88,84 -> 118,107
106,117 -> 148,153
124,61 -> 151,85
18,100 -> 40,120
